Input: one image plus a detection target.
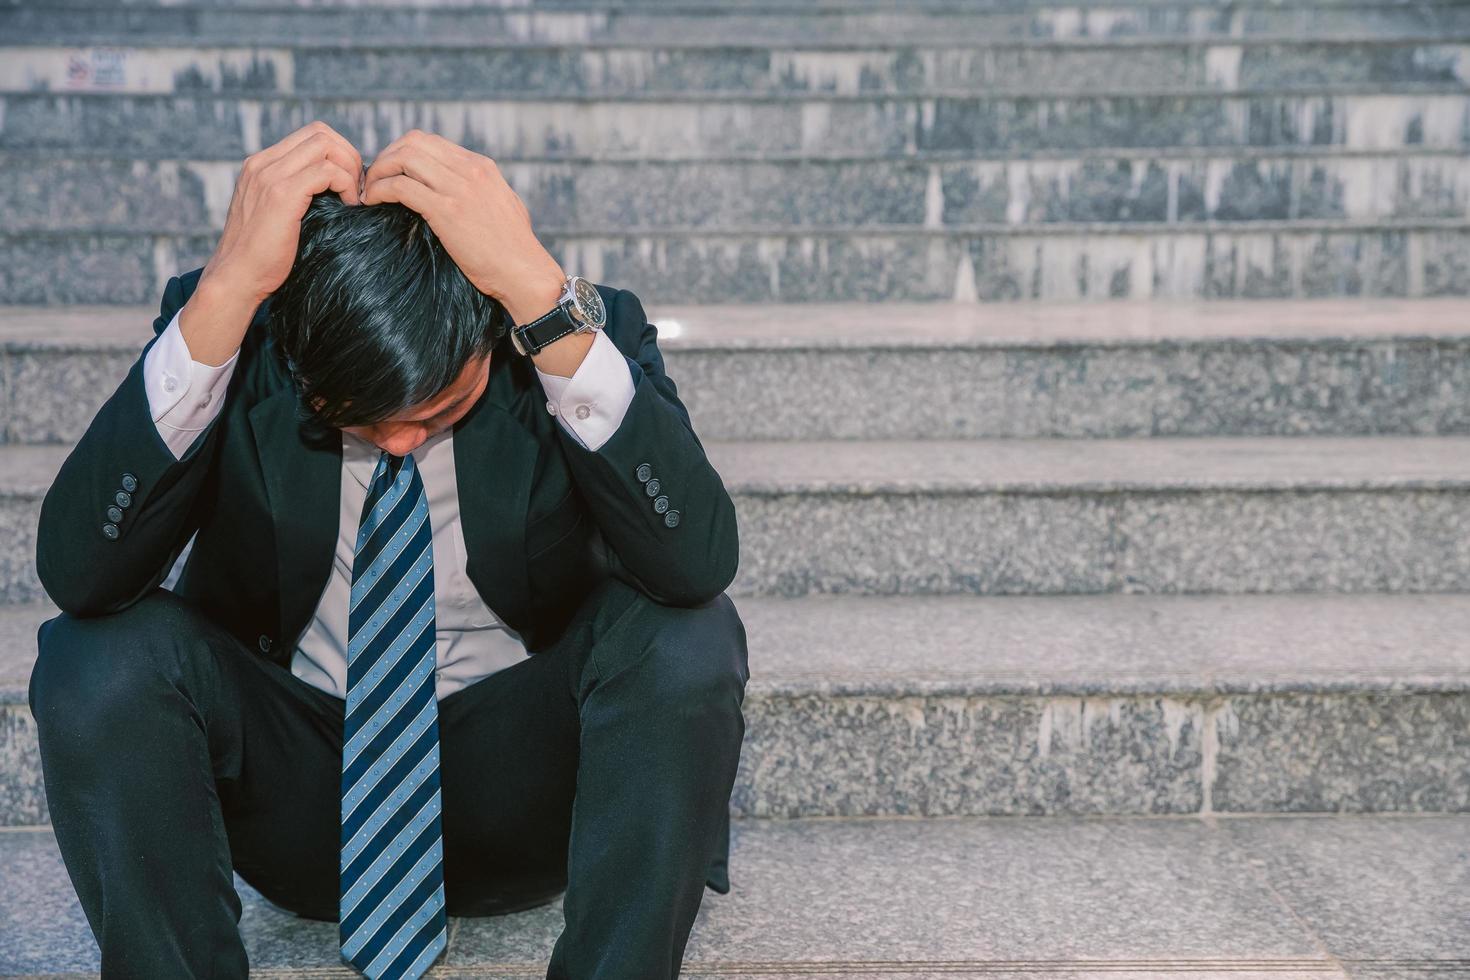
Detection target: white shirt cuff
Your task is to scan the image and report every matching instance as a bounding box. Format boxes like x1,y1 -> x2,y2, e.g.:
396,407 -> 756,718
533,328 -> 636,452
142,307 -> 240,460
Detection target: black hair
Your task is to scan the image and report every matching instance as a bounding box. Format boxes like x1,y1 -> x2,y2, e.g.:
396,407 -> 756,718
264,191 -> 511,436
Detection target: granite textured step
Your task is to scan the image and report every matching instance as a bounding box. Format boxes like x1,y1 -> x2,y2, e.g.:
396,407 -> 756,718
2,811 -> 1467,976
4,91 -> 1465,160
5,590 -> 1469,825
7,220 -> 1470,304
8,2 -> 1470,44
707,435 -> 1470,597
9,149 -> 1470,232
2,436 -> 1470,603
4,38 -> 1467,95
6,298 -> 1470,445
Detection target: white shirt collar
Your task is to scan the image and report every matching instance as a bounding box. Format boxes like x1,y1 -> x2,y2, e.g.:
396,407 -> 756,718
342,423 -> 453,491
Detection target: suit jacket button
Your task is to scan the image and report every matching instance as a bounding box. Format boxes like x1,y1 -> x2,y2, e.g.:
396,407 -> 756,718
121,473 -> 138,492
101,522 -> 119,540
635,462 -> 652,482
663,510 -> 680,528
653,495 -> 669,514
258,634 -> 272,653
115,490 -> 132,508
107,505 -> 124,522
644,478 -> 660,496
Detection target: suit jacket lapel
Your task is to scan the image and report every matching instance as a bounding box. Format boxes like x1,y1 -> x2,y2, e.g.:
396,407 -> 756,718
452,357 -> 542,636
248,385 -> 343,653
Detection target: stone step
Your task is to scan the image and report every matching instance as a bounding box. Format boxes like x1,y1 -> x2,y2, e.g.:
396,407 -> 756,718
5,298 -> 1470,444
1,90 -> 1465,160
7,0 -> 1470,44
6,221 -> 1470,304
18,0 -> 1468,9
3,436 -> 1469,603
9,150 -> 1470,233
707,435 -> 1470,597
1,812 -> 1466,975
5,38 -> 1468,95
654,297 -> 1470,440
5,586 -> 1469,825
17,1 -> 1470,45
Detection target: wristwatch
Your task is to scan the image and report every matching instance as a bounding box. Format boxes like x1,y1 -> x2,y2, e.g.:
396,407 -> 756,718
508,274 -> 608,357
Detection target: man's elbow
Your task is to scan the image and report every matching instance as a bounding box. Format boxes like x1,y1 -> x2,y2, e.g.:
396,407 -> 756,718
660,507 -> 740,608
35,554 -> 109,620
35,528 -> 140,620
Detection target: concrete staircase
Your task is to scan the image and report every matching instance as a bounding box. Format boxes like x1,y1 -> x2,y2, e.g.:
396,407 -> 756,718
2,0 -> 1469,975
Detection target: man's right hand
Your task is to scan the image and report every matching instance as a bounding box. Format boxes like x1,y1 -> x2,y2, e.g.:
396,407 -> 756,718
179,121 -> 364,366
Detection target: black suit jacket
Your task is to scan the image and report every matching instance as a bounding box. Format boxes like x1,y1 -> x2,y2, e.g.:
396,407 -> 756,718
35,266 -> 741,667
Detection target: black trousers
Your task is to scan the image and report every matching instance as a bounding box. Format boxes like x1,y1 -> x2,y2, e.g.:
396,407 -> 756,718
27,575 -> 751,979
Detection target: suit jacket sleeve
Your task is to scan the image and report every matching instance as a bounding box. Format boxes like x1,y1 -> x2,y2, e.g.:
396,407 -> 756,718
550,287 -> 739,607
35,273 -> 234,617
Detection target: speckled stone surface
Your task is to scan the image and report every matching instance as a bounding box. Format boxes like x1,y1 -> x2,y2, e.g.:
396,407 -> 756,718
734,592 -> 1470,698
0,480 -> 43,605
736,689 -> 1208,816
0,231 -> 215,305
651,296 -> 1470,346
429,814 -> 1468,976
4,349 -> 138,444
6,1 -> 1469,46
728,486 -> 1470,597
0,825 -> 404,976
0,601 -> 57,699
0,829 -> 99,975
8,810 -> 1468,976
0,603 -> 50,827
8,435 -> 1470,602
4,90 -> 1468,161
704,437 -> 1470,597
663,336 -> 1470,440
0,812 -> 1395,977
9,472 -> 1470,604
1217,814 -> 1470,965
0,704 -> 44,826
1212,694 -> 1470,812
6,224 -> 1470,304
10,299 -> 1470,444
1113,489 -> 1470,594
13,154 -> 1470,237
706,436 -> 1470,493
5,591 -> 1468,823
7,39 -> 1470,97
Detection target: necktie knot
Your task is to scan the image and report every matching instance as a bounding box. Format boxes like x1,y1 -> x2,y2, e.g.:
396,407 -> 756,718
380,449 -> 406,481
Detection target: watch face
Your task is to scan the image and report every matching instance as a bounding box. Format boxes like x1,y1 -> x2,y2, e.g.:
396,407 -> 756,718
570,276 -> 606,327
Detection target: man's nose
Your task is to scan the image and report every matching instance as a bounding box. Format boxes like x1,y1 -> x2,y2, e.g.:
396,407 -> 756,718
379,428 -> 428,456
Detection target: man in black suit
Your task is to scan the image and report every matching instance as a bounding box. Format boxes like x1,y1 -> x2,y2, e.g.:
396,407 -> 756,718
27,122 -> 749,979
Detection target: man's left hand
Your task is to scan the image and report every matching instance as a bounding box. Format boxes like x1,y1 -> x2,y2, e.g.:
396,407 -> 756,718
359,129 -> 566,325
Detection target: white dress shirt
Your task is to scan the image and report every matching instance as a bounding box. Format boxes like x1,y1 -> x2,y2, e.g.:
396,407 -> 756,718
141,305 -> 637,701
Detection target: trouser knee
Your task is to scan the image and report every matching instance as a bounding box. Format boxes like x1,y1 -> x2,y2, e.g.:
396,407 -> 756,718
632,591 -> 751,721
29,588 -> 206,746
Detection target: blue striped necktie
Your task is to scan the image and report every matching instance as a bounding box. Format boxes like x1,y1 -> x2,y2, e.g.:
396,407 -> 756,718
339,449 -> 448,979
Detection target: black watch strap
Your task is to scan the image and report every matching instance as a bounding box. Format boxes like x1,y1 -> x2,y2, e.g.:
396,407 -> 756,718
511,300 -> 583,356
